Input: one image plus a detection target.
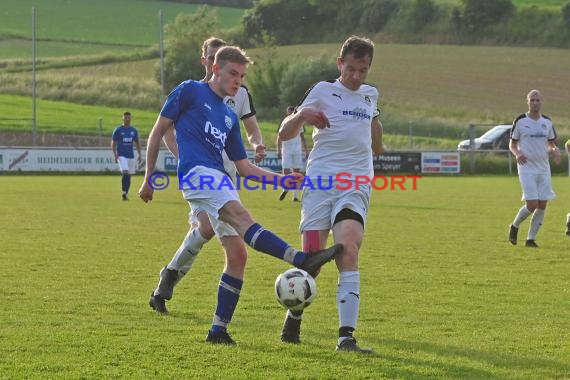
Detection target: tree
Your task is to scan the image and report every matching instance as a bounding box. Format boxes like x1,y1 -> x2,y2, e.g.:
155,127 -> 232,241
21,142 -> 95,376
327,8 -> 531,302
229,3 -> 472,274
243,0 -> 325,45
360,0 -> 400,33
155,6 -> 220,92
563,2 -> 570,31
461,0 -> 515,33
279,54 -> 339,108
409,0 -> 438,31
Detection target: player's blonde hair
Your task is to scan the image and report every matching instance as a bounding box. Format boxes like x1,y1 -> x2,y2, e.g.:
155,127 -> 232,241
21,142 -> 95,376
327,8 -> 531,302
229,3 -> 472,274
214,46 -> 252,68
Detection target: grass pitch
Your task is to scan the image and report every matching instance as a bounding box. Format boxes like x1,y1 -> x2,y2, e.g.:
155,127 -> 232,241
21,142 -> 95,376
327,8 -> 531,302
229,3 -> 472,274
1,175 -> 569,379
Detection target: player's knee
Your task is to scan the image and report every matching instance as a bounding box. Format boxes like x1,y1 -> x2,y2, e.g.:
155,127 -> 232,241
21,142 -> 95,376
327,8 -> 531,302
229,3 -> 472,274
336,242 -> 359,269
200,224 -> 215,240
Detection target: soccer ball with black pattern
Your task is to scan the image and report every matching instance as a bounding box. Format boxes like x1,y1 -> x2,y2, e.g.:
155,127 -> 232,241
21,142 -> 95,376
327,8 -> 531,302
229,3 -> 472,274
274,268 -> 317,312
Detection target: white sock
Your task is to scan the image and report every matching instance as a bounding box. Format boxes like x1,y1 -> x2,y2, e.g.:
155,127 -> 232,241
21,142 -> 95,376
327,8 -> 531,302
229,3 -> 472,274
167,228 -> 208,274
512,206 -> 532,228
337,271 -> 360,334
528,209 -> 545,240
293,190 -> 298,199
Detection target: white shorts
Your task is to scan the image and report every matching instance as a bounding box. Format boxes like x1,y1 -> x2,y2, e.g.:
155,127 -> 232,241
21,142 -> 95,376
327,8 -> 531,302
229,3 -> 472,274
300,182 -> 371,232
518,172 -> 556,201
181,165 -> 239,238
117,156 -> 136,174
282,149 -> 303,170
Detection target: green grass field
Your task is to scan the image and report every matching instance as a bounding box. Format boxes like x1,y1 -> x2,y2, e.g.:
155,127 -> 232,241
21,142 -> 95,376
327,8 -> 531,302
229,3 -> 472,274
1,0 -> 245,48
1,176 -> 569,378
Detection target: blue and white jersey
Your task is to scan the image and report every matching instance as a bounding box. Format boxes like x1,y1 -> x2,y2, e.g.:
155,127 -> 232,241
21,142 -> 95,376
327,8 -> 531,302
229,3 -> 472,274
112,126 -> 139,158
160,80 -> 247,180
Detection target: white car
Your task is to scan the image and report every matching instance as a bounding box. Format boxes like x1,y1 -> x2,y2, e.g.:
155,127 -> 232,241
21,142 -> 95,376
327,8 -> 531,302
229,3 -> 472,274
457,125 -> 511,151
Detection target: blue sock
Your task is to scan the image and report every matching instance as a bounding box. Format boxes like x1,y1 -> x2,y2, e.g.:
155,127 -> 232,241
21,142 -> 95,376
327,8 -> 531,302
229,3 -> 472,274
125,174 -> 131,193
211,273 -> 242,333
244,223 -> 306,265
121,174 -> 129,193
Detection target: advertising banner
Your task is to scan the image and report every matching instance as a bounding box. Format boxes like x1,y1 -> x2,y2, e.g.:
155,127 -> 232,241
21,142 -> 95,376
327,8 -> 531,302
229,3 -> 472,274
421,152 -> 460,173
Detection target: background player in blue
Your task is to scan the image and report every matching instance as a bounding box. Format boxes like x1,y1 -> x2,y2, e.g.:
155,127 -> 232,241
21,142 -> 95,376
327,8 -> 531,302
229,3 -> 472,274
111,111 -> 141,201
138,46 -> 342,345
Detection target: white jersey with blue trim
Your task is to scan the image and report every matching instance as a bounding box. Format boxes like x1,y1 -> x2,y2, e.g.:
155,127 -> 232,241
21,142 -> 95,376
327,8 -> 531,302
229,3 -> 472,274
298,79 -> 379,179
160,80 -> 247,180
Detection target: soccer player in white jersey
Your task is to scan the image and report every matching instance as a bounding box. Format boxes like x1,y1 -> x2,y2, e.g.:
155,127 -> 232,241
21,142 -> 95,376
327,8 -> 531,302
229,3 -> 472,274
508,89 -> 561,248
277,106 -> 309,202
148,38 -> 267,314
279,36 -> 384,353
139,46 -> 342,345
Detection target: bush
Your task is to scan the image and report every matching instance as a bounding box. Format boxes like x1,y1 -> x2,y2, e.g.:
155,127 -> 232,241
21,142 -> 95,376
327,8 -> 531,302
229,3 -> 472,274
563,2 -> 570,31
409,0 -> 438,31
246,45 -> 288,116
278,54 -> 338,108
461,0 -> 515,33
506,6 -> 562,46
156,7 -> 220,92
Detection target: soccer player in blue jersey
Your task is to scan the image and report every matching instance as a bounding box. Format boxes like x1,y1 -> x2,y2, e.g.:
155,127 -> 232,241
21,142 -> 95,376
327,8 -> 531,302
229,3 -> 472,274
148,37 -> 266,315
138,46 -> 342,345
111,112 -> 142,201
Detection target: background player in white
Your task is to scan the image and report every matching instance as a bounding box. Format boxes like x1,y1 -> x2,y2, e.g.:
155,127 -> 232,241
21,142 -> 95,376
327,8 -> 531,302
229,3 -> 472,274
277,106 -> 309,202
279,36 -> 383,353
508,89 -> 561,248
111,111 -> 141,201
149,38 -> 266,314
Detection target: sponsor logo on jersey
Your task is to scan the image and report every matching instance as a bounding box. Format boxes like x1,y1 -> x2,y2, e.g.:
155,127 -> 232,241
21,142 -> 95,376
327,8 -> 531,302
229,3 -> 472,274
204,121 -> 227,145
342,107 -> 371,121
225,115 -> 233,129
204,103 -> 212,111
332,93 -> 342,100
225,98 -> 236,110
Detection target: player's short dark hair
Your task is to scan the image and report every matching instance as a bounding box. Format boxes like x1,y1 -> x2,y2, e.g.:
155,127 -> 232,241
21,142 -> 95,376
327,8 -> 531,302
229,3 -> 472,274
202,37 -> 227,57
123,111 -> 131,116
215,46 -> 252,67
340,36 -> 374,63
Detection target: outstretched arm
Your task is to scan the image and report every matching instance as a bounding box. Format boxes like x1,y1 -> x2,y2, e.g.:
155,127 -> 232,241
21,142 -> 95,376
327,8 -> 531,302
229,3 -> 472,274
139,116 -> 174,202
234,158 -> 302,190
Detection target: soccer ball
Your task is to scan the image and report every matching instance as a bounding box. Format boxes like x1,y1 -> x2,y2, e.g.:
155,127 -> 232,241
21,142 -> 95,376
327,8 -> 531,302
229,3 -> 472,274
274,268 -> 317,312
